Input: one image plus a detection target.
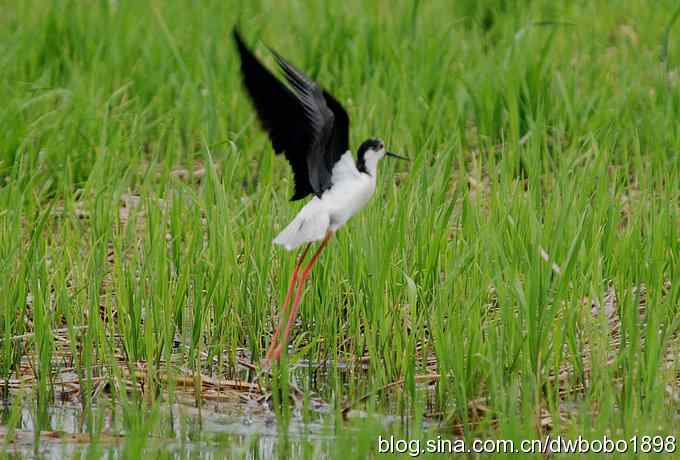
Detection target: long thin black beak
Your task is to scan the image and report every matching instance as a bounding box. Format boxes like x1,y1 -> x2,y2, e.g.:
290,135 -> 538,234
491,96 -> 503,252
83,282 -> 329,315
386,151 -> 409,161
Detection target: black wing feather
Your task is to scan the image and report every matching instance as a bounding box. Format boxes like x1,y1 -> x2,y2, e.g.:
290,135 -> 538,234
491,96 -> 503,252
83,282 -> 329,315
233,29 -> 350,200
322,90 -> 350,173
271,49 -> 338,194
233,29 -> 313,199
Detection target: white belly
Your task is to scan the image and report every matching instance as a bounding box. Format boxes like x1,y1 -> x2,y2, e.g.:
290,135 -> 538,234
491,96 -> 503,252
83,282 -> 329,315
321,174 -> 375,231
272,152 -> 376,250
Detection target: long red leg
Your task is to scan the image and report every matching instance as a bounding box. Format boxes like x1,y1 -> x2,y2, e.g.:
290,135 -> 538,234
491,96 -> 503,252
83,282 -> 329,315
272,232 -> 332,361
266,243 -> 311,360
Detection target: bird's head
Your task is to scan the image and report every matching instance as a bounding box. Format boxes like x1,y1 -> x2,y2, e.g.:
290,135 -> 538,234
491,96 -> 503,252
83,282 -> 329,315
356,138 -> 408,174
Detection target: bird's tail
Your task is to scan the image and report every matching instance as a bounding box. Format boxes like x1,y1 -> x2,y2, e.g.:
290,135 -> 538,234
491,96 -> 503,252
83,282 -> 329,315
273,204 -> 329,251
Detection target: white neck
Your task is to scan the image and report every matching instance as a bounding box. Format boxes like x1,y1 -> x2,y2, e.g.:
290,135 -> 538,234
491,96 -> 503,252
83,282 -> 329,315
363,154 -> 380,177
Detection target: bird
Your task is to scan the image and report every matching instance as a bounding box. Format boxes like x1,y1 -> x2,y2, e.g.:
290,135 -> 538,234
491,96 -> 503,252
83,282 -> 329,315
232,28 -> 408,363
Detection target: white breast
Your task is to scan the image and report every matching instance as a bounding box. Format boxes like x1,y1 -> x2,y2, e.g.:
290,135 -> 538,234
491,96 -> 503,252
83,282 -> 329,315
321,152 -> 376,231
272,152 -> 376,250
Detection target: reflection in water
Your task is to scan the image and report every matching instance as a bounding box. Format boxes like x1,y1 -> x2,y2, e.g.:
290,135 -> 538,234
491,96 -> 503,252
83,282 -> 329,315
1,380 -> 425,459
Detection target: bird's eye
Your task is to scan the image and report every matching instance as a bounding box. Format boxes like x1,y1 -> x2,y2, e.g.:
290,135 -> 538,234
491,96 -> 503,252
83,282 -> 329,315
379,143 -> 384,150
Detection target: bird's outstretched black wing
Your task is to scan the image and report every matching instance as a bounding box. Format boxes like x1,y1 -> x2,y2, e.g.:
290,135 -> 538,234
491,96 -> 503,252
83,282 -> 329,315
233,28 -> 350,200
321,90 -> 350,174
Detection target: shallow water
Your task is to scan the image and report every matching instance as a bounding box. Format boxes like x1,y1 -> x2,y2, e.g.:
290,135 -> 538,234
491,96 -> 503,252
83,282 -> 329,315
2,402 -> 327,458
1,375 -> 435,459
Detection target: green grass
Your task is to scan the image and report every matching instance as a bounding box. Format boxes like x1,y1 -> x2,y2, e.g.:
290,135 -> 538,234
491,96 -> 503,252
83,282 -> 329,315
1,0 -> 680,458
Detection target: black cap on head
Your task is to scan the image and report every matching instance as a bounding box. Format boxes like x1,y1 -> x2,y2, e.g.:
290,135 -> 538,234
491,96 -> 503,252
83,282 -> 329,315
357,138 -> 383,158
356,138 -> 383,174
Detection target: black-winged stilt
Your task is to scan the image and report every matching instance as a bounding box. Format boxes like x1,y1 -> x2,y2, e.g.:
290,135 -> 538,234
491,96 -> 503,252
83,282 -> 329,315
233,29 -> 408,362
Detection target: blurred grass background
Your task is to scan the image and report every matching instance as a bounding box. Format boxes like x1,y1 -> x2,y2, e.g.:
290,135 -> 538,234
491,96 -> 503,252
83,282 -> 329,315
1,0 -> 680,458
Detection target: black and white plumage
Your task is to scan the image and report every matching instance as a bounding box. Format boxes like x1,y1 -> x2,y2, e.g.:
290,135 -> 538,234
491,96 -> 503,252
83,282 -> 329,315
233,29 -> 407,251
